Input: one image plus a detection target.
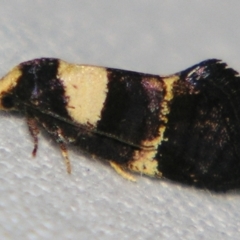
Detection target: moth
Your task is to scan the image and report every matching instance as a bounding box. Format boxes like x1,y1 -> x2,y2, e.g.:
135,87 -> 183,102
0,58 -> 239,192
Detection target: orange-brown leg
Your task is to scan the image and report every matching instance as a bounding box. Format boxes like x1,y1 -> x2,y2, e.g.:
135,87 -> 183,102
59,142 -> 71,174
27,117 -> 39,157
109,161 -> 136,182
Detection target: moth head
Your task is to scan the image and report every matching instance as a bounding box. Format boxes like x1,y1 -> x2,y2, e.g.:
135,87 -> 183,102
0,66 -> 22,110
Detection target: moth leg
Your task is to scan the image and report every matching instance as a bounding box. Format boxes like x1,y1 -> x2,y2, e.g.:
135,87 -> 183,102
109,161 -> 136,182
39,120 -> 72,174
59,142 -> 71,174
27,117 -> 39,157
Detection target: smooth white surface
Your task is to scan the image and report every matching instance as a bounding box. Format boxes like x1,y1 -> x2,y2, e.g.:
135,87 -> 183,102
0,1 -> 240,239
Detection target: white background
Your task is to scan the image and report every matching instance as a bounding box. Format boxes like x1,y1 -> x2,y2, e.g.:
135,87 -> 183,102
0,1 -> 240,239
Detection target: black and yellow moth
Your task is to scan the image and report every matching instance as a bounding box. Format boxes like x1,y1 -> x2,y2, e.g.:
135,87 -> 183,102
0,58 -> 239,191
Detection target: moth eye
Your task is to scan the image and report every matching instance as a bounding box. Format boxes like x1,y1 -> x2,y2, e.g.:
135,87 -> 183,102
1,94 -> 15,109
